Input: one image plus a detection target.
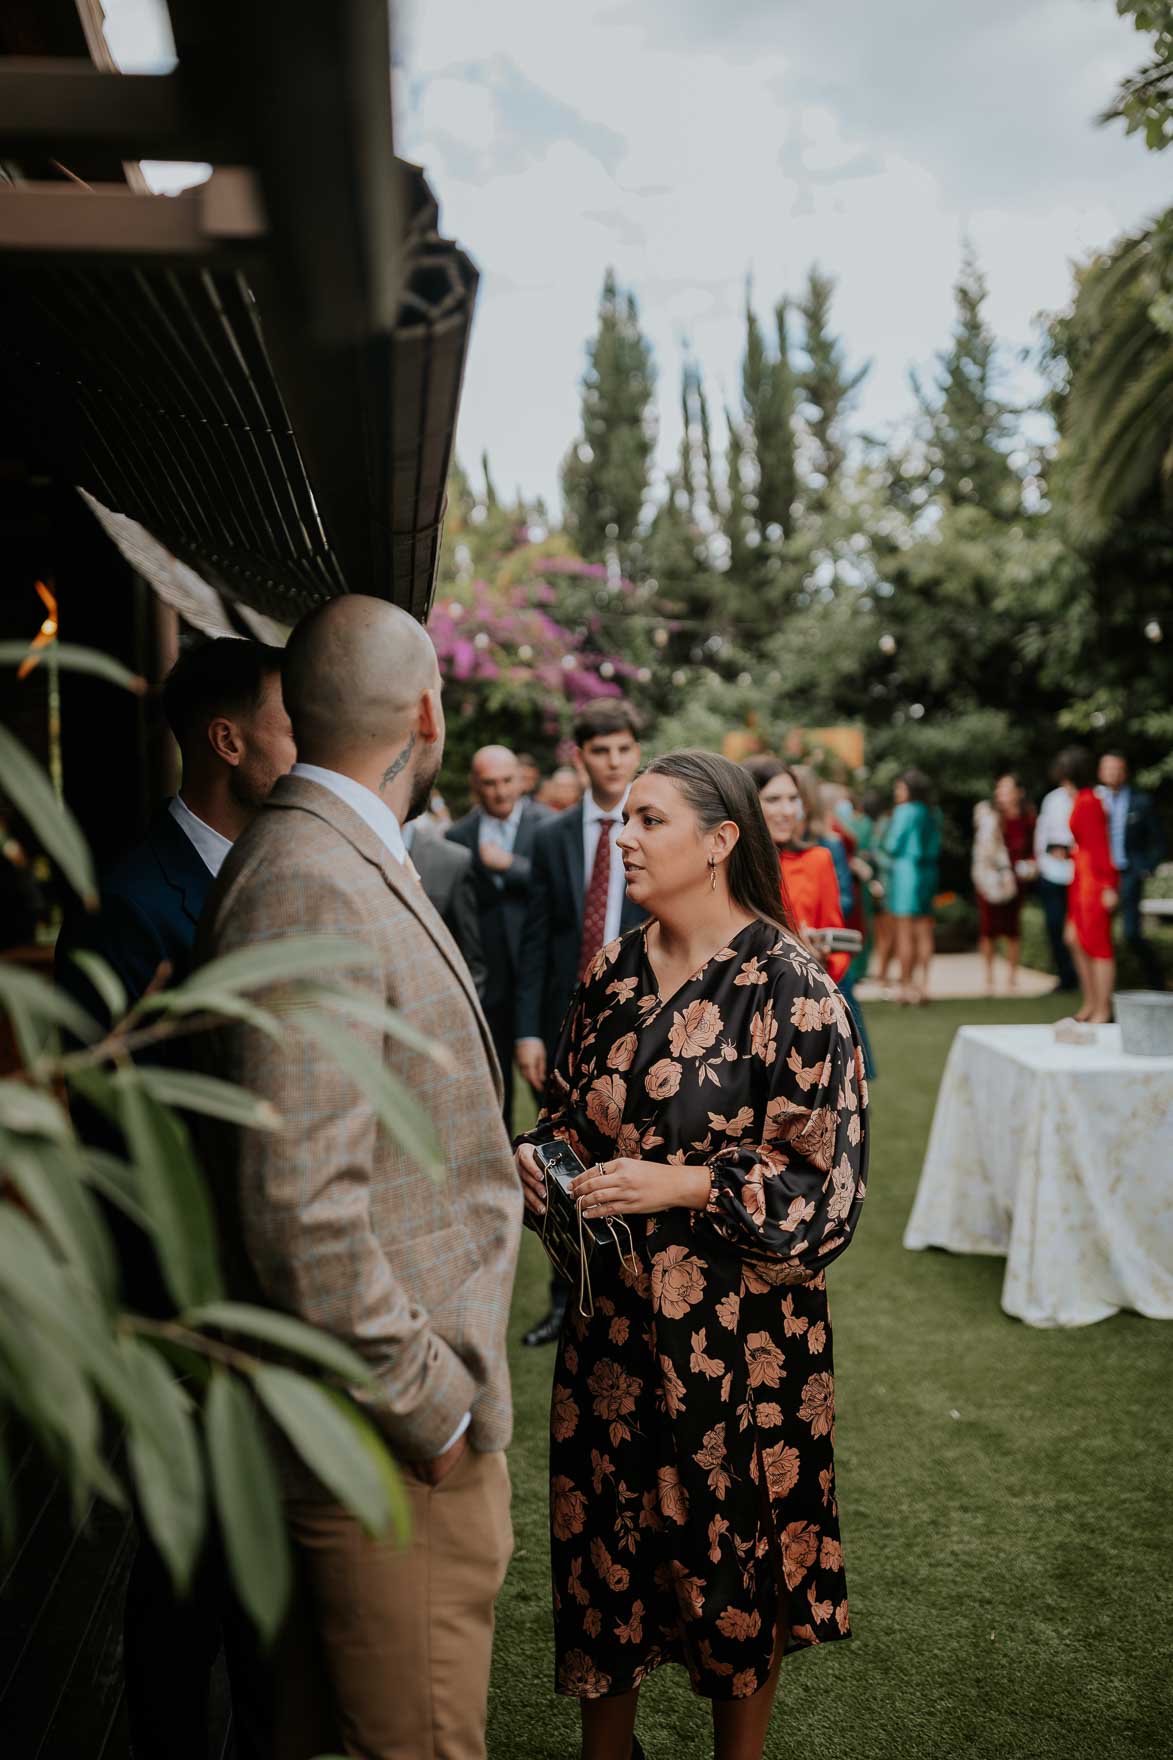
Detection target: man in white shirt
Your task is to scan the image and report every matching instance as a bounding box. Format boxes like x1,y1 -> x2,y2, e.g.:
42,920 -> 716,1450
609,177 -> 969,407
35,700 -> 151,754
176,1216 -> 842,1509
55,635 -> 295,1760
514,698 -> 646,1345
1034,772 -> 1078,992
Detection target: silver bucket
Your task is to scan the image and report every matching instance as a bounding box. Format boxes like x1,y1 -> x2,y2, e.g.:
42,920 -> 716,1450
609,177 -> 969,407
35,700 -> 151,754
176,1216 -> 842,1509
1115,990 -> 1173,1058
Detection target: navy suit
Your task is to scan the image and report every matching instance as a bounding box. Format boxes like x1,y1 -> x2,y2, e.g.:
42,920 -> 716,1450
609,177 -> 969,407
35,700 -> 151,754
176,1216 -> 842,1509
1108,787 -> 1167,990
54,805 -> 271,1760
447,798 -> 551,1131
515,800 -> 646,1063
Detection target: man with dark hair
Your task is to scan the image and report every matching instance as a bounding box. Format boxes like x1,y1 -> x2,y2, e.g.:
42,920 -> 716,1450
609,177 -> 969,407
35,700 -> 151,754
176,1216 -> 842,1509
447,744 -> 551,1133
55,635 -> 294,1760
1098,751 -> 1166,990
514,698 -> 646,1345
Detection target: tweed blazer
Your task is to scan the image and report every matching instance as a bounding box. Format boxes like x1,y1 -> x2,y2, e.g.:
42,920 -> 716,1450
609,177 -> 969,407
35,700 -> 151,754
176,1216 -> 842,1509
195,775 -> 523,1485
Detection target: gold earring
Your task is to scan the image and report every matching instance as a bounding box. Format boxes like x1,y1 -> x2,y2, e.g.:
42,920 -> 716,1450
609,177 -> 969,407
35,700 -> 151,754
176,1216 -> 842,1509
708,855 -> 717,891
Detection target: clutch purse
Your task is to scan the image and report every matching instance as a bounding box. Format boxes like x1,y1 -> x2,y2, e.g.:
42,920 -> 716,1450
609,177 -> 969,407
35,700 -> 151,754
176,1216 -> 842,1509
532,1138 -> 637,1317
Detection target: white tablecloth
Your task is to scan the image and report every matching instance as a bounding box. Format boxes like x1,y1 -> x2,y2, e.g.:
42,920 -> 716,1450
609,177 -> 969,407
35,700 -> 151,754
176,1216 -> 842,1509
904,1024 -> 1173,1327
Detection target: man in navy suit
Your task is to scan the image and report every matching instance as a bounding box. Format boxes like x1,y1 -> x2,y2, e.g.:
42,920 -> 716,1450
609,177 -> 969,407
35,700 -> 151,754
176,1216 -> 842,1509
55,636 -> 295,1760
514,699 -> 646,1344
1098,751 -> 1167,990
447,745 -> 551,1133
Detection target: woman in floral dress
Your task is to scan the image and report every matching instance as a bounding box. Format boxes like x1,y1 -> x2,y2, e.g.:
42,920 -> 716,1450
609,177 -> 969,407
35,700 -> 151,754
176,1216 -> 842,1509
515,752 -> 869,1760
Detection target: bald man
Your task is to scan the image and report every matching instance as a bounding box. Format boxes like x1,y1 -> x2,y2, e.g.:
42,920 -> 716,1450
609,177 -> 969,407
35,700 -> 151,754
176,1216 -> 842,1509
447,745 -> 551,1133
195,597 -> 522,1760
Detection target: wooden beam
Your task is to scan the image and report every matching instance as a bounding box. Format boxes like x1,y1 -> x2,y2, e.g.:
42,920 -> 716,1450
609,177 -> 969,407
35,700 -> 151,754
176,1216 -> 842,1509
0,62 -> 248,162
0,174 -> 265,258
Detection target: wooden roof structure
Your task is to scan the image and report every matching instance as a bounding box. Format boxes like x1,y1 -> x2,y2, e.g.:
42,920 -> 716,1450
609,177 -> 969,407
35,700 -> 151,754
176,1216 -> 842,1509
0,0 -> 478,626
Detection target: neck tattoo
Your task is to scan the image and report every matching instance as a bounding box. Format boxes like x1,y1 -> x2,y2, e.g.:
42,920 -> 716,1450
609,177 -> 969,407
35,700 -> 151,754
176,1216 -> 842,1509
381,731 -> 416,792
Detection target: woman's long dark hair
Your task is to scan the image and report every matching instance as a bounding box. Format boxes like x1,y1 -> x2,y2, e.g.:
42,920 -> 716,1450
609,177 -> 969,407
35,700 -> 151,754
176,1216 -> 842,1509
646,750 -> 796,934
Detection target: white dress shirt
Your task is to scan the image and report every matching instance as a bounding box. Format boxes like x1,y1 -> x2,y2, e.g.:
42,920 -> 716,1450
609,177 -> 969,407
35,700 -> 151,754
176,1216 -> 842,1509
584,787 -> 631,946
290,761 -> 467,1456
1034,786 -> 1075,887
168,795 -> 233,877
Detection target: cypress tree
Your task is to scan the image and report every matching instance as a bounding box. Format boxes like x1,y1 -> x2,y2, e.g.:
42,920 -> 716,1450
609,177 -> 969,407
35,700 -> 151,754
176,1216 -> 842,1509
797,266 -> 869,504
723,407 -> 754,577
918,245 -> 1019,514
561,268 -> 656,561
740,287 -> 798,541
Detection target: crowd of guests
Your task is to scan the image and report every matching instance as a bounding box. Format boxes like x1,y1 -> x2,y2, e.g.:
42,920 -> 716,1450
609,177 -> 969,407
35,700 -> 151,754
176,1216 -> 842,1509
971,747 -> 1166,1020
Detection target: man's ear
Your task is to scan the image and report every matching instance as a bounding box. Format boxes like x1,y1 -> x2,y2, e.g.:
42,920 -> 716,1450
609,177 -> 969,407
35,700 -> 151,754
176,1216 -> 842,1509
418,686 -> 444,745
207,716 -> 243,768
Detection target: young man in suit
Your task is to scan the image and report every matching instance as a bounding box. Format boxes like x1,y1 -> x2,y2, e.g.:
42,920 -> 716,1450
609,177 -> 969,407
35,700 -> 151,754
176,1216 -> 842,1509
55,636 -> 295,1760
514,698 -> 645,1345
446,745 -> 551,1132
403,815 -> 488,997
1098,751 -> 1167,990
198,597 -> 522,1760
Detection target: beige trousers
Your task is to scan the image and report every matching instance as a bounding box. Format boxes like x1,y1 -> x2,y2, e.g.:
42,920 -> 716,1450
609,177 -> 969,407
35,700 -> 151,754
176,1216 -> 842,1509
275,1448 -> 513,1760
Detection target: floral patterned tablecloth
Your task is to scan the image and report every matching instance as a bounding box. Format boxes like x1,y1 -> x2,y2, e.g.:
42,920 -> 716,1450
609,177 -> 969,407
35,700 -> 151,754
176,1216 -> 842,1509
904,1024 -> 1173,1326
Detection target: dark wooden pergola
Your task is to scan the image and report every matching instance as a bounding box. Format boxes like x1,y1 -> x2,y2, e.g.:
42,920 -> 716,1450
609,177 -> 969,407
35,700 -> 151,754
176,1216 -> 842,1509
0,0 -> 478,627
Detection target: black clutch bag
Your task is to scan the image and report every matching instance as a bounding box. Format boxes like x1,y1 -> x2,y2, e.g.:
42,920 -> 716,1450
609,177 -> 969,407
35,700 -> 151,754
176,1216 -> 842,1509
532,1138 -> 637,1317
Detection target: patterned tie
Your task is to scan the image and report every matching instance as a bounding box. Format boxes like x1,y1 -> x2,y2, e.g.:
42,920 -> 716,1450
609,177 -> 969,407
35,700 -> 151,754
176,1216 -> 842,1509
578,817 -> 616,980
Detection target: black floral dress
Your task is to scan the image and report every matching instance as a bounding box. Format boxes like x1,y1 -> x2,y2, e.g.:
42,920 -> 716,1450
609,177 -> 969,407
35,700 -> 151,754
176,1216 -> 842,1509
517,917 -> 869,1703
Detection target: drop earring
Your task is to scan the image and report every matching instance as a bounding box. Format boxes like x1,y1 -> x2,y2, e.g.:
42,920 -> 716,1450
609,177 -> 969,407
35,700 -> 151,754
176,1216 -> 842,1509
708,855 -> 717,891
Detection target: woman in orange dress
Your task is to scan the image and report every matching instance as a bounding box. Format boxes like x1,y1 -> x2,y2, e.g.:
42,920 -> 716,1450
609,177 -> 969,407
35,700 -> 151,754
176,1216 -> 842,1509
1057,746 -> 1118,1022
741,759 -> 849,983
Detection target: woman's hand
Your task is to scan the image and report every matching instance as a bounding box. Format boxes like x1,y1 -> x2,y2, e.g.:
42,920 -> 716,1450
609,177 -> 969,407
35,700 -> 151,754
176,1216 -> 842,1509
1103,888 -> 1119,912
515,1142 -> 546,1216
569,1158 -> 711,1217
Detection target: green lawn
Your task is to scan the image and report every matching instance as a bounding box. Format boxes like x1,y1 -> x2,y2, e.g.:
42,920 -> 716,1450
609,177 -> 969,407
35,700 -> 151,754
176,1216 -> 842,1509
487,995 -> 1173,1759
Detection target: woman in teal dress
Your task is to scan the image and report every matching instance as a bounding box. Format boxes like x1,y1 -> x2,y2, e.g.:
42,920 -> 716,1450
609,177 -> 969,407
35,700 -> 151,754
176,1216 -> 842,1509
881,770 -> 941,1003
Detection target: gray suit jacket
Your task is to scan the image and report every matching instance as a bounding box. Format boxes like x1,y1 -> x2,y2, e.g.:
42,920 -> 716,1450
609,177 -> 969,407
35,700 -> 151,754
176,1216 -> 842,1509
195,775 -> 522,1484
409,822 -> 487,998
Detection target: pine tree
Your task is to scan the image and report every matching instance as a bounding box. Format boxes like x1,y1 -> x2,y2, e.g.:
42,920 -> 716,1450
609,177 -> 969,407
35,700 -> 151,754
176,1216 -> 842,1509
917,245 -> 1019,514
740,288 -> 798,540
723,407 -> 754,579
561,269 -> 656,562
797,267 -> 869,505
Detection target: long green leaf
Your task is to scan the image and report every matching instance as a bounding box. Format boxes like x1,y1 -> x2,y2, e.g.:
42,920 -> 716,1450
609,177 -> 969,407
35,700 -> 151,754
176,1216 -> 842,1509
0,641 -> 146,692
253,1367 -> 392,1535
134,988 -> 287,1042
121,1338 -> 205,1592
4,1142 -> 118,1307
291,1009 -> 443,1179
0,1080 -> 72,1140
115,1078 -> 223,1308
205,1372 -> 291,1642
181,935 -> 374,1000
73,1146 -> 151,1231
65,1063 -> 123,1129
186,1302 -> 375,1387
0,1291 -> 107,1518
0,959 -> 100,1045
0,723 -> 96,906
300,983 -> 455,1070
66,950 -> 127,1026
135,1066 -> 283,1131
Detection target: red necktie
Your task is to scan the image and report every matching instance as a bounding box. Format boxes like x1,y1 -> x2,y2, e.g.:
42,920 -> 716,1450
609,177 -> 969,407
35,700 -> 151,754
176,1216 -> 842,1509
578,817 -> 615,979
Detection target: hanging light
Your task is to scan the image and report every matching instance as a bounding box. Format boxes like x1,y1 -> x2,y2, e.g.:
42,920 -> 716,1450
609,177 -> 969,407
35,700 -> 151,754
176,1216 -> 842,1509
561,653 -> 577,670
737,671 -> 752,687
878,633 -> 897,656
599,660 -> 616,680
517,643 -> 534,662
636,666 -> 652,683
473,631 -> 490,650
1144,620 -> 1163,643
653,627 -> 669,649
671,668 -> 688,687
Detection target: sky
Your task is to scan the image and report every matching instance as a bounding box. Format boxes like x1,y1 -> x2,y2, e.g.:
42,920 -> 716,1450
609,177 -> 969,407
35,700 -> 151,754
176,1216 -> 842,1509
100,0 -> 1169,513
395,0 -> 1169,509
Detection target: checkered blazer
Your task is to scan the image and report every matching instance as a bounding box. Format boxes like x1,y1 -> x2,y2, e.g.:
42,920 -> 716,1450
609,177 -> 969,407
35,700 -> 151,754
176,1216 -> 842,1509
195,775 -> 522,1481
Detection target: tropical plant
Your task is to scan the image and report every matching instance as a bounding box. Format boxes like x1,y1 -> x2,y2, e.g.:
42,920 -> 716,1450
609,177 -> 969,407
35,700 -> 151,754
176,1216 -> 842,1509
0,646 -> 436,1645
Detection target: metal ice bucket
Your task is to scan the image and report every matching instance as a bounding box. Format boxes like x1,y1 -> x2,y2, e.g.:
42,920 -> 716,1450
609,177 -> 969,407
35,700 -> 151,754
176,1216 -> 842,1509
1114,991 -> 1173,1058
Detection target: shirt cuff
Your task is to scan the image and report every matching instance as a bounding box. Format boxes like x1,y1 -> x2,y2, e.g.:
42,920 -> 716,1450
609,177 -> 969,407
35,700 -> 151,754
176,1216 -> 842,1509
438,1410 -> 472,1456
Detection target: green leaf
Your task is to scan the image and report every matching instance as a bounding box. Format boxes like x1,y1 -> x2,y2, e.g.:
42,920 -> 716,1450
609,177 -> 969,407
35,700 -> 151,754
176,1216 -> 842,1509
253,1367 -> 392,1535
135,1066 -> 283,1131
205,1372 -> 291,1642
121,1338 -> 205,1592
115,1078 -> 223,1308
0,1080 -> 72,1140
0,1291 -> 106,1517
134,987 -> 286,1042
291,1009 -> 444,1179
67,950 -> 127,1025
0,641 -> 146,692
185,1302 -> 375,1388
74,1146 -> 151,1231
3,1141 -> 118,1306
181,935 -> 374,1001
0,723 -> 97,907
65,1064 -> 124,1129
300,983 -> 455,1070
0,957 -> 102,1046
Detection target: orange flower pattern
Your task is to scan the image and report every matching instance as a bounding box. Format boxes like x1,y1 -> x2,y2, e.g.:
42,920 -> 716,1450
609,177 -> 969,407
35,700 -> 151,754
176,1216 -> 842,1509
517,918 -> 867,1701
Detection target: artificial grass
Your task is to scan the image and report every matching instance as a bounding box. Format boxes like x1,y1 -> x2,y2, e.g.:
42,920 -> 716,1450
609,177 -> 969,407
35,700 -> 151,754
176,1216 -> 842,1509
486,995 -> 1173,1759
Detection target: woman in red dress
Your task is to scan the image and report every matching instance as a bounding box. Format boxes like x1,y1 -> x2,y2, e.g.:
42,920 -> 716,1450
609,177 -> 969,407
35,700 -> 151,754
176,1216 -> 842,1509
1057,747 -> 1118,1022
741,759 -> 850,983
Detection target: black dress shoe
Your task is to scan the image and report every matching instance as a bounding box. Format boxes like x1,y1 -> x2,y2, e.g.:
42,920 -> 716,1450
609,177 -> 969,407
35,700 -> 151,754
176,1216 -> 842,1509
522,1308 -> 565,1347
631,1736 -> 648,1760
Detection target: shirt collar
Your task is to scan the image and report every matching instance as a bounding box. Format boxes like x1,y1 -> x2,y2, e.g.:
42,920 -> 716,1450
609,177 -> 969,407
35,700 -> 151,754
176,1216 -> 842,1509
168,795 -> 233,877
585,786 -> 630,827
290,762 -> 408,867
